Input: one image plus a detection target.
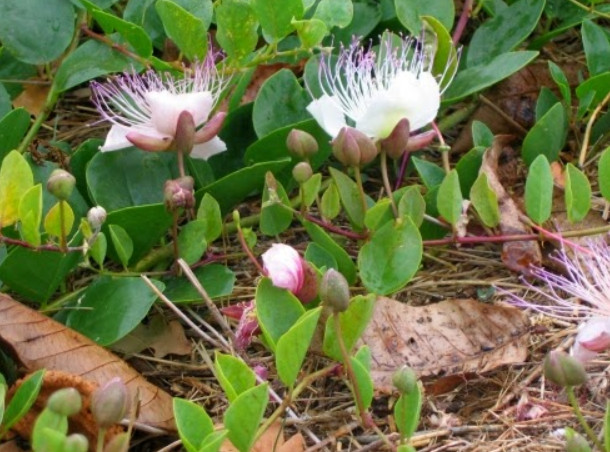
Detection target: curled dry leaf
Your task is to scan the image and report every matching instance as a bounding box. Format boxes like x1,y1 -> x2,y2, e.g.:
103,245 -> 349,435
12,82 -> 50,117
0,294 -> 175,431
361,297 -> 529,393
480,136 -> 542,273
220,421 -> 304,452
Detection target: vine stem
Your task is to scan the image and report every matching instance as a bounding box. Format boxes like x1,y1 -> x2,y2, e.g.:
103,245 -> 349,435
380,151 -> 398,217
234,212 -> 266,275
452,0 -> 474,44
353,167 -> 369,219
565,386 -> 605,451
564,0 -> 610,19
578,89 -> 610,167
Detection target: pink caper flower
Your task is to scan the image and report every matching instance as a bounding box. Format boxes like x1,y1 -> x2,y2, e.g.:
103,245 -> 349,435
90,51 -> 227,160
221,301 -> 260,350
507,240 -> 610,362
261,244 -> 305,294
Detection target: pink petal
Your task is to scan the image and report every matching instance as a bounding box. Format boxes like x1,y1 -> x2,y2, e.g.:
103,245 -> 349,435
126,130 -> 172,152
261,244 -> 304,294
571,317 -> 610,362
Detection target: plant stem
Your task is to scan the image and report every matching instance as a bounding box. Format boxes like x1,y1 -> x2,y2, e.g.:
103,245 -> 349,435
96,427 -> 106,452
432,122 -> 450,173
177,148 -> 186,178
452,0 -> 474,44
579,90 -> 610,167
333,313 -> 372,428
80,25 -> 153,69
566,386 -> 604,451
352,167 -> 369,219
564,0 -> 610,19
235,213 -> 266,275
380,151 -> 398,217
302,213 -> 368,241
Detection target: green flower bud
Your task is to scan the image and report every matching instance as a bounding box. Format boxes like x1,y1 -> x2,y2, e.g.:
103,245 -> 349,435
286,129 -> 319,159
87,206 -> 107,230
380,118 -> 410,160
392,365 -> 418,395
64,433 -> 89,452
47,169 -> 76,201
91,378 -> 130,429
544,350 -> 587,388
47,387 -> 82,416
320,268 -> 350,313
332,127 -> 378,168
164,176 -> 195,211
292,161 -> 313,184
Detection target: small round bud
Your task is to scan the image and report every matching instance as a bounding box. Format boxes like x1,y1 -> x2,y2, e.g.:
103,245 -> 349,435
47,387 -> 82,416
332,127 -> 378,168
380,118 -> 410,160
91,378 -> 130,429
164,176 -> 195,211
64,434 -> 89,452
292,162 -> 313,184
47,169 -> 76,201
392,365 -> 418,394
286,129 -> 318,159
544,350 -> 587,388
87,206 -> 107,230
320,268 -> 350,312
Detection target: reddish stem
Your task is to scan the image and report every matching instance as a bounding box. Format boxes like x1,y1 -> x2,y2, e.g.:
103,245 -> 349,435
303,213 -> 368,241
236,224 -> 266,275
452,0 -> 474,45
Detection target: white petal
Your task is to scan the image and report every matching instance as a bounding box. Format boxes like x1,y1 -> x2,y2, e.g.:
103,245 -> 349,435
306,95 -> 347,138
100,125 -> 133,152
356,71 -> 440,139
146,90 -> 214,136
190,136 -> 227,160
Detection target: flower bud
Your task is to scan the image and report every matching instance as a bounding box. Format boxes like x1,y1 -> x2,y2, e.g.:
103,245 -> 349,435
64,433 -> 89,452
91,378 -> 130,429
380,118 -> 410,159
47,387 -> 82,416
173,110 -> 196,155
87,206 -> 107,230
320,268 -> 350,312
294,261 -> 318,304
262,244 -> 305,294
103,432 -> 130,452
543,350 -> 587,388
194,112 -> 227,144
286,129 -> 319,159
332,127 -> 378,167
292,161 -> 313,184
47,169 -> 76,201
392,365 -> 418,395
164,176 -> 195,211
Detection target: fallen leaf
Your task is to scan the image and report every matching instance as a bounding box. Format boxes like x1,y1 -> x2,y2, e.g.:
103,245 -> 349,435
12,82 -> 50,116
480,136 -> 542,273
361,297 -> 529,393
220,421 -> 304,452
112,314 -> 191,358
0,294 -> 175,431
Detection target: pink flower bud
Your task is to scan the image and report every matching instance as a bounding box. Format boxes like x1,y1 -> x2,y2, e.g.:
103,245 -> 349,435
286,129 -> 319,159
292,161 -> 313,184
380,118 -> 410,159
91,378 -> 130,429
164,176 -> 195,211
544,350 -> 587,388
332,127 -> 378,167
294,261 -> 318,304
261,244 -> 305,294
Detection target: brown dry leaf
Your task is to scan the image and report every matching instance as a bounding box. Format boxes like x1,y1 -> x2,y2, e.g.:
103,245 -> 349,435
112,314 -> 191,358
220,421 -> 304,452
12,83 -> 50,116
0,294 -> 175,431
480,136 -> 542,273
361,297 -> 529,393
0,441 -> 25,452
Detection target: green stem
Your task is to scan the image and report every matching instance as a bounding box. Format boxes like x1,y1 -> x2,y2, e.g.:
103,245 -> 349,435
566,386 -> 604,451
579,90 -> 610,167
352,167 -> 369,220
96,427 -> 106,452
564,0 -> 610,19
380,151 -> 398,218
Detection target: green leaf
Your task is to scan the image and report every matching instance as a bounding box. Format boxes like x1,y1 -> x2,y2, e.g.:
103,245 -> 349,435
256,278 -> 305,351
358,219 -> 422,295
215,0 -> 258,61
0,108 -> 31,160
412,157 -> 445,189
455,146 -> 485,197
350,355 -> 373,411
156,0 -> 207,61
525,155 -> 553,224
397,186 -> 425,227
0,150 -> 34,227
395,0 -> 454,35
292,18 -> 327,48
437,170 -> 463,227
471,121 -> 494,148
422,17 -> 458,91
224,384 -> 268,452
89,232 -> 107,268
582,20 -> 610,76
87,5 -> 152,57
252,69 -> 311,138
65,276 -> 164,345
252,0 -> 303,43
173,398 -> 214,452
394,384 -> 423,440
320,182 -> 341,220
215,353 -> 256,403
522,102 -> 565,165
305,242 -> 337,271
31,410 -> 68,452
301,173 -> 322,208
0,0 -> 74,64
444,51 -> 539,102
467,0 -> 545,67
108,224 -> 134,268
2,369 -> 45,433
43,201 -> 74,240
200,431 -> 228,452
260,173 -> 293,236
196,194 -> 223,243
54,39 -> 141,93
323,294 -> 375,362
177,220 -> 207,265
313,0 -> 353,29
470,173 -> 500,228
535,87 -> 560,121
163,264 -> 235,303
548,61 -> 571,106
576,72 -> 610,108
18,184 -> 43,246
329,167 -> 365,230
364,198 -> 394,231
276,307 -> 321,387
0,85 -> 11,120
564,163 -> 591,223
598,147 -> 610,201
